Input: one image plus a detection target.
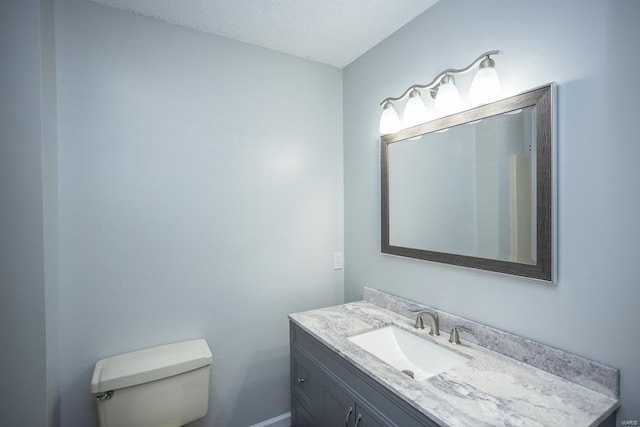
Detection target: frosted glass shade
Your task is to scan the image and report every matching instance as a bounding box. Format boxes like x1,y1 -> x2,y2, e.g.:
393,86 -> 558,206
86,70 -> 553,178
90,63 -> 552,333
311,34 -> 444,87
403,91 -> 428,128
469,66 -> 501,106
434,81 -> 461,117
379,103 -> 401,135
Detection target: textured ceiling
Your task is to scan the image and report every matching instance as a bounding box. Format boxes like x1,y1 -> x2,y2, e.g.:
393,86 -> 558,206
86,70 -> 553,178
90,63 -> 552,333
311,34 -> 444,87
90,0 -> 439,68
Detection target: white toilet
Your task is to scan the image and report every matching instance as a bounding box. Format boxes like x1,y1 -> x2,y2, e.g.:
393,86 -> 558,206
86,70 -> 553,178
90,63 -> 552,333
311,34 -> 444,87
91,339 -> 212,427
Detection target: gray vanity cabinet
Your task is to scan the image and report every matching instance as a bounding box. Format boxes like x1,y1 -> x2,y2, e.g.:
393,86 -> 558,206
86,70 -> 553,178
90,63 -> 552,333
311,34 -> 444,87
290,322 -> 439,427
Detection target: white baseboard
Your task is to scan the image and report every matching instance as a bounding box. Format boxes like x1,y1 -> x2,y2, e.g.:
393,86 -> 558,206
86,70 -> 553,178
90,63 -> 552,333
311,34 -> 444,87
249,412 -> 291,427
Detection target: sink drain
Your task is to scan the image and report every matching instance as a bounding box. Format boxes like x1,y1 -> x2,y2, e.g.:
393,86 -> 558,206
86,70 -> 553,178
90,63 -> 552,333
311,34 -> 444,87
401,369 -> 415,379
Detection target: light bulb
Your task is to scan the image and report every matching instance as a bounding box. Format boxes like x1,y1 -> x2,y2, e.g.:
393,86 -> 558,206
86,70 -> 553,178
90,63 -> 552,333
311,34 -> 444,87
434,76 -> 461,117
469,57 -> 501,106
403,89 -> 428,128
379,101 -> 400,135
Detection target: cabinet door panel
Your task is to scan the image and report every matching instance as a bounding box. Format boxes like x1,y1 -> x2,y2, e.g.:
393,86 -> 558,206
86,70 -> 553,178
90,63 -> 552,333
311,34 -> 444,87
321,377 -> 354,427
291,349 -> 322,420
292,397 -> 318,427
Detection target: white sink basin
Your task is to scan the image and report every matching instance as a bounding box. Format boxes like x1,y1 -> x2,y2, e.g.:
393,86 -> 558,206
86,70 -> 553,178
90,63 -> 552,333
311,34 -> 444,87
347,326 -> 469,381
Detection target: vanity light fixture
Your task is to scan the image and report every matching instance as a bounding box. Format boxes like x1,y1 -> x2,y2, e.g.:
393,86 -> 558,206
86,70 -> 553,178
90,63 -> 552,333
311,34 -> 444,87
379,101 -> 401,134
379,50 -> 502,135
469,56 -> 501,106
403,89 -> 429,127
433,74 -> 461,117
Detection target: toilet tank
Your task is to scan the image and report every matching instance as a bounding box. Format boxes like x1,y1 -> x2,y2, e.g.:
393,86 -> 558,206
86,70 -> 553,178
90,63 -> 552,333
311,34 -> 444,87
91,339 -> 212,427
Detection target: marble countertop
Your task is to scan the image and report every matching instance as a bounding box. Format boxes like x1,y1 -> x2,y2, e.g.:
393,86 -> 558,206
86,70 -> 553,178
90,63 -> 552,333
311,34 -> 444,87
289,301 -> 619,427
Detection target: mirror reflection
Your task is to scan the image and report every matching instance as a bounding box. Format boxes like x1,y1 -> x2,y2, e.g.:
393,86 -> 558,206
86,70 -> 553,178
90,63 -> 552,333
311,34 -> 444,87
388,107 -> 537,264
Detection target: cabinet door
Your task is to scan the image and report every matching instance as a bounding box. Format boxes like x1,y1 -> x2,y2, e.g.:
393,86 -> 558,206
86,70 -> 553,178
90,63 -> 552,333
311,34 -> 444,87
321,376 -> 355,427
291,349 -> 322,420
292,397 -> 318,427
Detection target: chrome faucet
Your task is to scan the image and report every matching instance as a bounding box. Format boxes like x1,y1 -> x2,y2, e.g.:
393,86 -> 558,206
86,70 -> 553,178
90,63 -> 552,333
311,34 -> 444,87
412,310 -> 440,336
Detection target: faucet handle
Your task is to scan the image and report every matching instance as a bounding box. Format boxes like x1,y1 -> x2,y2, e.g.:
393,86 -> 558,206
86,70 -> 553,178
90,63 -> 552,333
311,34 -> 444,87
449,326 -> 473,344
410,310 -> 426,329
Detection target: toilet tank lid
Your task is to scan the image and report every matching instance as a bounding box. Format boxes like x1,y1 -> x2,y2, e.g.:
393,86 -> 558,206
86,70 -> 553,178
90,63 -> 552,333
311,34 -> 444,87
91,339 -> 212,393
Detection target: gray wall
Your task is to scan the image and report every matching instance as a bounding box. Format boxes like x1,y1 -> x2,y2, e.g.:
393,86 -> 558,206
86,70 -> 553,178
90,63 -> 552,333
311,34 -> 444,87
55,0 -> 343,426
0,0 -> 58,425
344,0 -> 640,422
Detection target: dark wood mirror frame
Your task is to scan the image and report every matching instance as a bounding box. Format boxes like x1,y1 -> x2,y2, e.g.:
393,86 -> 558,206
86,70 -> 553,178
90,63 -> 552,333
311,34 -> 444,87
381,84 -> 556,282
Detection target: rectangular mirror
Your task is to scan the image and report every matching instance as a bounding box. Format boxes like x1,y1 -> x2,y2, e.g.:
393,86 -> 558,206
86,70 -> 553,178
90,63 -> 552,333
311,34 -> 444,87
381,84 -> 555,282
